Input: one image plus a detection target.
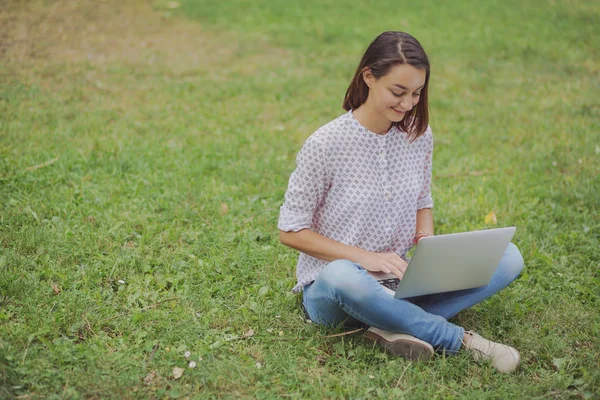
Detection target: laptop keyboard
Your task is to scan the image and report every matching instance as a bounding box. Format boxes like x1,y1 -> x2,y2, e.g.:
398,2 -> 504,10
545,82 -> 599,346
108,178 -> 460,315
378,278 -> 400,291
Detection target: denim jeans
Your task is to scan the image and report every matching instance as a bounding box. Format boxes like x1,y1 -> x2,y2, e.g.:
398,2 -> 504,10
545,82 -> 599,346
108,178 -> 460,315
302,243 -> 524,353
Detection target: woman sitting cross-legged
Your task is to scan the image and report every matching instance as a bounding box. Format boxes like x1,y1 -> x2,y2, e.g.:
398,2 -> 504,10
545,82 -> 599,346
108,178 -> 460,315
277,31 -> 524,373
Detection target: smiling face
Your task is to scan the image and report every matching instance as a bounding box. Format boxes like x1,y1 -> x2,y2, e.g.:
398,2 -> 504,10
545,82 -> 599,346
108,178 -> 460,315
363,63 -> 427,123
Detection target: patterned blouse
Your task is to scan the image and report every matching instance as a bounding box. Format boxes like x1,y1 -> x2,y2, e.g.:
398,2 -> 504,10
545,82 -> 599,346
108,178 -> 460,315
278,110 -> 434,292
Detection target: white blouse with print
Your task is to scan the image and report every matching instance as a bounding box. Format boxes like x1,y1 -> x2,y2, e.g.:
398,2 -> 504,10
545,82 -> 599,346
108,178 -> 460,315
278,110 -> 434,292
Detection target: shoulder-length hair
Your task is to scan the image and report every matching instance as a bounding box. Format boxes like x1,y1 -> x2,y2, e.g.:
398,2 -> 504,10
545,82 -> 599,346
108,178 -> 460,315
343,31 -> 430,141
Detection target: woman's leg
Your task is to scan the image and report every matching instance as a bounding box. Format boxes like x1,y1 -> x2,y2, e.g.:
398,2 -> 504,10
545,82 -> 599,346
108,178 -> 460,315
303,259 -> 464,352
406,243 -> 525,320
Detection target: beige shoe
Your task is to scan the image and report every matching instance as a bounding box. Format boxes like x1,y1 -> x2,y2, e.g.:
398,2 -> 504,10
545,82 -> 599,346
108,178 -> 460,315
364,327 -> 434,361
463,331 -> 520,373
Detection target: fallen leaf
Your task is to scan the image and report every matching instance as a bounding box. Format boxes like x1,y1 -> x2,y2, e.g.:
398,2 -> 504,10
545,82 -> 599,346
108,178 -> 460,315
258,286 -> 270,296
220,203 -> 229,215
51,283 -> 61,295
224,334 -> 239,342
242,329 -> 255,338
143,371 -> 157,385
172,367 -> 184,380
484,211 -> 497,225
552,357 -> 566,370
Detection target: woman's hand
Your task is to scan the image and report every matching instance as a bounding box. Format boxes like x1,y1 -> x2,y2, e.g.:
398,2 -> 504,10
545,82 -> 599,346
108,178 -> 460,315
356,251 -> 408,280
279,229 -> 409,280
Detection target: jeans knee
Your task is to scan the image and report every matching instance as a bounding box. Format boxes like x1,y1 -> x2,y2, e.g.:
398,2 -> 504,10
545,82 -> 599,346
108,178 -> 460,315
316,259 -> 371,301
318,259 -> 358,283
502,242 -> 525,280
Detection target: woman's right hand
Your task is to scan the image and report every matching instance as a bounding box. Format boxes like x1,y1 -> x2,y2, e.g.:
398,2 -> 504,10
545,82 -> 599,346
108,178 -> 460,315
356,251 -> 408,280
279,229 -> 409,280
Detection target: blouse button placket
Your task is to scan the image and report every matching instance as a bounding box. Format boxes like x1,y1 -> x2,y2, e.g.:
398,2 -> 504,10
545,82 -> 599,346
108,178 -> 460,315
381,136 -> 393,232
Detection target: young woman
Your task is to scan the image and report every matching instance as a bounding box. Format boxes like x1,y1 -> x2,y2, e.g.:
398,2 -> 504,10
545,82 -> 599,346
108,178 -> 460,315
277,31 -> 524,373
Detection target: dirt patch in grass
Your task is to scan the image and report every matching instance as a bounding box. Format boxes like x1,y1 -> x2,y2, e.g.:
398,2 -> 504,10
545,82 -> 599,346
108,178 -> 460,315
1,0 -> 291,80
1,0 -> 294,120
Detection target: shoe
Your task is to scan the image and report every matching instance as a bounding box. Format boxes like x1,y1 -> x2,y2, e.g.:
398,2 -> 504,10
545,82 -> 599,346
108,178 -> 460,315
463,331 -> 520,373
364,327 -> 434,361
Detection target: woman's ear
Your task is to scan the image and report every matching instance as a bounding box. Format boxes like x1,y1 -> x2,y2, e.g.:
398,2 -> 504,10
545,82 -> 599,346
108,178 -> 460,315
362,67 -> 373,88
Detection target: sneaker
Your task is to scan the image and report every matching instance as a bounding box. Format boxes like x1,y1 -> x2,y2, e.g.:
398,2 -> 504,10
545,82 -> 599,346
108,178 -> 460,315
364,327 -> 434,361
463,331 -> 520,373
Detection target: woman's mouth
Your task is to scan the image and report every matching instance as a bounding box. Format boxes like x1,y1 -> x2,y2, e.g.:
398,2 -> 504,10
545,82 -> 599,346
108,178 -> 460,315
391,107 -> 406,115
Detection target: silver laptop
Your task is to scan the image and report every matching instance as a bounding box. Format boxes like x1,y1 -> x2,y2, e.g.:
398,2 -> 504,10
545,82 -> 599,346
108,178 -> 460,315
369,227 -> 516,298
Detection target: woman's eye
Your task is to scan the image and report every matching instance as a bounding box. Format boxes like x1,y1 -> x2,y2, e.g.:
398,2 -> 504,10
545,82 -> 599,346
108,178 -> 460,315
392,91 -> 421,97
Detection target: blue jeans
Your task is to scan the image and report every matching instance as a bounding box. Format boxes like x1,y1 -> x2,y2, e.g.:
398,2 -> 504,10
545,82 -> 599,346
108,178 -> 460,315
302,243 -> 524,353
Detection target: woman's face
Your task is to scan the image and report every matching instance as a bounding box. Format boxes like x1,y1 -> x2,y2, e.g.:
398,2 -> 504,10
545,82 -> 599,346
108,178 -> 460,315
363,63 -> 426,123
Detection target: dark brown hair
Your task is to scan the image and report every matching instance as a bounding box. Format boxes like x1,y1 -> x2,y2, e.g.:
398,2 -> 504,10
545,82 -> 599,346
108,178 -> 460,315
343,31 -> 430,141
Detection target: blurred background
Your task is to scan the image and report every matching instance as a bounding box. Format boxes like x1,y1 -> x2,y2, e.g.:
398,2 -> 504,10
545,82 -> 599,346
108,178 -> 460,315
1,0 -> 599,398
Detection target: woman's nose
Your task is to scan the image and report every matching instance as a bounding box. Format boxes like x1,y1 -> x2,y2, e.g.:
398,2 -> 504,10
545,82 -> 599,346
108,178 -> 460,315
400,97 -> 412,111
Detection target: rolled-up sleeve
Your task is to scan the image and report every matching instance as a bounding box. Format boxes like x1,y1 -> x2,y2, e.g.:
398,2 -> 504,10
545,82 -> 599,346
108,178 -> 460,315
278,136 -> 329,232
416,127 -> 434,210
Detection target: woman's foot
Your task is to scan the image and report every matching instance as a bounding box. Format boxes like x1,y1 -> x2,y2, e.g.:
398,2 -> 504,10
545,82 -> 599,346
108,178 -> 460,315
364,327 -> 434,361
463,331 -> 520,373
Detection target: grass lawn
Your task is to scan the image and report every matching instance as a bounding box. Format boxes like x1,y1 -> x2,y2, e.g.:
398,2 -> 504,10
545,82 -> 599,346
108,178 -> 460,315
1,0 -> 599,398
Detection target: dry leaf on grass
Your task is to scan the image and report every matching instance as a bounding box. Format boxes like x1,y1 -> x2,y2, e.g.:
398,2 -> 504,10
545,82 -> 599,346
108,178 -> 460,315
220,203 -> 229,215
51,283 -> 61,295
172,367 -> 184,380
143,371 -> 157,385
484,211 -> 497,225
242,329 -> 255,338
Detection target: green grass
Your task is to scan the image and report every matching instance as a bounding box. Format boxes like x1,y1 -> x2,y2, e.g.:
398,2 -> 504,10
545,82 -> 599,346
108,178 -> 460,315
1,0 -> 599,398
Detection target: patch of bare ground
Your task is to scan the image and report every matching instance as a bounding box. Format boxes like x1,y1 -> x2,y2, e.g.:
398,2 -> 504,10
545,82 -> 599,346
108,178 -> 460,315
0,0 -> 292,89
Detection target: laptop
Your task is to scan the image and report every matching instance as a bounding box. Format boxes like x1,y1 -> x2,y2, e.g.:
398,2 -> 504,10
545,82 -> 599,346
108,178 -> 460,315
368,227 -> 516,298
